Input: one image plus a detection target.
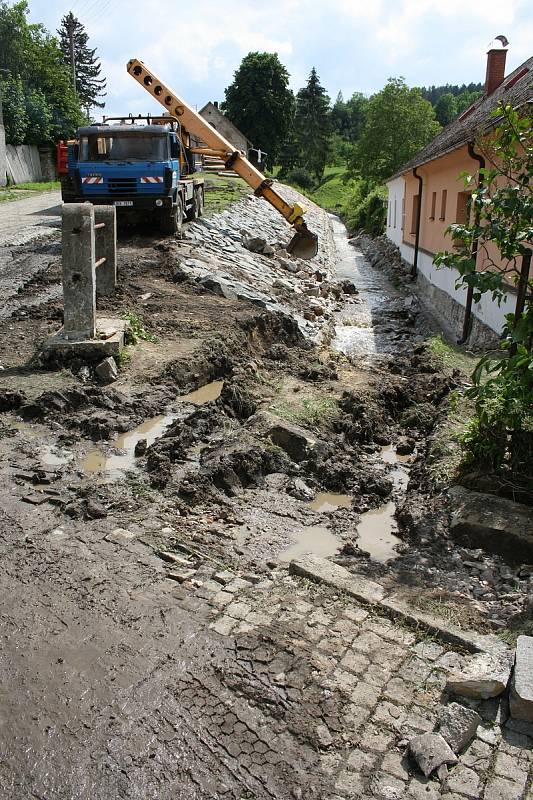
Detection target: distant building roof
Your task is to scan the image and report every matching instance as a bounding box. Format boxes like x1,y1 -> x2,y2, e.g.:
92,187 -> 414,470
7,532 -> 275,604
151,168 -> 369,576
198,102 -> 252,147
388,54 -> 533,181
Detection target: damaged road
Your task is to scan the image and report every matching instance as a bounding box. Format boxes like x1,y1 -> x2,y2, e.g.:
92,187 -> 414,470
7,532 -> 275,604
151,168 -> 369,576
0,182 -> 532,799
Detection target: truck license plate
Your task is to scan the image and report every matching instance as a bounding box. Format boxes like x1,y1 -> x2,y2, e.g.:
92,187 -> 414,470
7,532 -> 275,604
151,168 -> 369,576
113,200 -> 133,207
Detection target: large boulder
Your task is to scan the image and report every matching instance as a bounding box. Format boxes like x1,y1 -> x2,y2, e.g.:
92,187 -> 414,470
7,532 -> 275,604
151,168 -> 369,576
509,635 -> 533,722
445,650 -> 514,699
448,486 -> 533,562
246,410 -> 321,463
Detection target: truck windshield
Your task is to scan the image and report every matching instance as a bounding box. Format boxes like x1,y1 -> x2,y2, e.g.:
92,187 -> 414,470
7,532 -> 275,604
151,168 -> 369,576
80,134 -> 169,162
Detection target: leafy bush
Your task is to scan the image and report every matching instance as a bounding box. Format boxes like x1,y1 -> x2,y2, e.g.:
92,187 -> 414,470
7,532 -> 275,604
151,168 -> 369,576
285,168 -> 315,190
344,184 -> 387,235
435,103 -> 533,478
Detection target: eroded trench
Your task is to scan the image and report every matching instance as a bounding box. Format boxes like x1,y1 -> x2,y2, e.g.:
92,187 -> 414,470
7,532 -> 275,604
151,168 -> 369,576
9,215 -> 422,566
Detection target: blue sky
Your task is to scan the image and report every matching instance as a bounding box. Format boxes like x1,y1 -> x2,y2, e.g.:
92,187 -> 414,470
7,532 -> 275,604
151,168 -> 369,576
27,0 -> 533,118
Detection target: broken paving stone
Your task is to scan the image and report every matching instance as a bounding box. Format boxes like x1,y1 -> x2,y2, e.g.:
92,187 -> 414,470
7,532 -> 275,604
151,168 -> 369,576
438,703 -> 481,753
213,570 -> 234,586
408,732 -> 458,778
166,569 -> 197,583
509,635 -> 533,722
159,551 -> 193,567
445,650 -> 514,699
95,356 -> 118,384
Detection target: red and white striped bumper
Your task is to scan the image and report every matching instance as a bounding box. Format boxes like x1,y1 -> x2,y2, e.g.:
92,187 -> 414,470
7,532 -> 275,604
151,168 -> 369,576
82,175 -> 103,184
140,176 -> 164,184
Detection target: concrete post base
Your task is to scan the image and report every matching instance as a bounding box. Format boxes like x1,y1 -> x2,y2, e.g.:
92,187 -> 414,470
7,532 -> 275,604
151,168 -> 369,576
42,317 -> 129,359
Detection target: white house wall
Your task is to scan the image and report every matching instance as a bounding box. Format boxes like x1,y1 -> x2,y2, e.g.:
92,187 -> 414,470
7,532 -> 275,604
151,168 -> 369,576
385,177 -> 404,248
386,179 -> 513,341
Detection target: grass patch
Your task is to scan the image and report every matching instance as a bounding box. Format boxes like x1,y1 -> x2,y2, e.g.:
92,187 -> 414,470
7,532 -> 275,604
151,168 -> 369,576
308,167 -> 358,213
269,393 -> 336,428
12,180 -> 60,192
198,172 -> 251,215
426,334 -> 479,376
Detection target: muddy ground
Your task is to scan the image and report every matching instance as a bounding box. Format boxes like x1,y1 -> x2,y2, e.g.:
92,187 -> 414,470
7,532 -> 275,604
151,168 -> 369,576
0,185 -> 531,799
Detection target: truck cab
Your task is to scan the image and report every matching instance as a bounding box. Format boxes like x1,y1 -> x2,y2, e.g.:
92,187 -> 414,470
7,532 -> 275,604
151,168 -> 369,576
60,120 -> 204,234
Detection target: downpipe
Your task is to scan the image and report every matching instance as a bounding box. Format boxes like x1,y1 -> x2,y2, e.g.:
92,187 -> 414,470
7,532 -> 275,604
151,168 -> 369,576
458,142 -> 485,344
411,167 -> 423,279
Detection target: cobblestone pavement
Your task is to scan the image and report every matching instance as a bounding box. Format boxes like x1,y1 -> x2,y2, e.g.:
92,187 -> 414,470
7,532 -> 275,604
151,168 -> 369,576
1,500 -> 531,798
0,190 -> 61,246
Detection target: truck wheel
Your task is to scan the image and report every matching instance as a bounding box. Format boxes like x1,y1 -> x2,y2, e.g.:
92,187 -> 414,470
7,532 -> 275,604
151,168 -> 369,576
185,191 -> 198,222
160,196 -> 183,236
196,186 -> 204,217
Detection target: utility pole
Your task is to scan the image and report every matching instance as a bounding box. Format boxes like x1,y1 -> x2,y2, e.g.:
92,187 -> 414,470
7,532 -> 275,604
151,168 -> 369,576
67,14 -> 76,91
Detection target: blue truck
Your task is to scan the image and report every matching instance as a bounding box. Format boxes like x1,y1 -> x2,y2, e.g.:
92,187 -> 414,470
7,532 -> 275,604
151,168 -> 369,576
58,116 -> 205,235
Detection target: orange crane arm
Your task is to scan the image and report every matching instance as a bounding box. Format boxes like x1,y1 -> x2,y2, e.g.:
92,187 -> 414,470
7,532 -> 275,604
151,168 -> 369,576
126,58 -> 318,258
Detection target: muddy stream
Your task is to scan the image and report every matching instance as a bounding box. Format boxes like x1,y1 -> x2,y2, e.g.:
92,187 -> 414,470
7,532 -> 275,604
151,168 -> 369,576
280,217 -> 412,564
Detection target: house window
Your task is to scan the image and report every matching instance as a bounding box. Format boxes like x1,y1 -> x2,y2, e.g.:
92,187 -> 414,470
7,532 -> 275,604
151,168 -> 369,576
410,194 -> 419,234
429,191 -> 436,220
440,189 -> 447,221
456,191 -> 471,225
393,197 -> 397,228
401,198 -> 405,231
387,201 -> 391,227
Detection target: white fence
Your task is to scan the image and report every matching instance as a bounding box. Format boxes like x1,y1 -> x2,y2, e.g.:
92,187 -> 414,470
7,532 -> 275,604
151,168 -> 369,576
6,144 -> 43,184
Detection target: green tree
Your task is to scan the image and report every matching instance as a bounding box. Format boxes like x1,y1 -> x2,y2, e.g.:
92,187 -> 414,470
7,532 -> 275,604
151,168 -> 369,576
331,91 -> 368,142
223,52 -> 294,167
351,77 -> 441,185
434,104 -> 533,475
25,87 -> 53,144
57,12 -> 106,114
434,92 -> 457,126
294,67 -> 331,180
0,75 -> 28,144
0,2 -> 84,143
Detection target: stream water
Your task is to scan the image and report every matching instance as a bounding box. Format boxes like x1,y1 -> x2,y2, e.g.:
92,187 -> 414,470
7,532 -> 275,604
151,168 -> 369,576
278,217 -> 413,564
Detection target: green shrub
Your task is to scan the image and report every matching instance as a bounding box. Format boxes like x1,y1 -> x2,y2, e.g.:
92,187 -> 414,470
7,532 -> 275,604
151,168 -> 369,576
285,168 -> 315,190
344,184 -> 387,235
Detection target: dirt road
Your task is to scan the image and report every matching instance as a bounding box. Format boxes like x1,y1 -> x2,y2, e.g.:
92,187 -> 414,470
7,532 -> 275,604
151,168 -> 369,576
0,190 -> 62,245
0,185 -> 531,799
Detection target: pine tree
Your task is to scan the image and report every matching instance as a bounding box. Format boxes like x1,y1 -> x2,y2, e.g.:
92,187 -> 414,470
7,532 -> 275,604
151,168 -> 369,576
294,68 -> 331,181
58,12 -> 106,115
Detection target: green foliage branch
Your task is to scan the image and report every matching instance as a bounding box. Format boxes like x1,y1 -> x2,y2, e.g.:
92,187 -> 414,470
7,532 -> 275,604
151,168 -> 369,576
434,103 -> 533,474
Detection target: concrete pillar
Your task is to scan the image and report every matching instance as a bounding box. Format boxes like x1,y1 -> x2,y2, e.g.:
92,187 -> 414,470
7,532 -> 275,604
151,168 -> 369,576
62,203 -> 96,339
94,206 -> 117,297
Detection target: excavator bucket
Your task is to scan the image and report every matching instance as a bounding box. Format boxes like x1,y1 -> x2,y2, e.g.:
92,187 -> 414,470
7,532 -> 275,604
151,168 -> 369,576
286,224 -> 319,260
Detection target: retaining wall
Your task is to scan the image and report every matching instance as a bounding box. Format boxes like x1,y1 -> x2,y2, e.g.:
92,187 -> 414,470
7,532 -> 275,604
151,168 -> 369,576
6,144 -> 43,184
0,123 -> 6,187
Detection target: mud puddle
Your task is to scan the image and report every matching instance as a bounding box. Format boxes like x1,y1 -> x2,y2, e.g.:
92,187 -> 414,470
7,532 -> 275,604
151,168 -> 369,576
308,492 -> 352,512
355,446 -> 410,562
278,524 -> 340,562
81,380 -> 224,478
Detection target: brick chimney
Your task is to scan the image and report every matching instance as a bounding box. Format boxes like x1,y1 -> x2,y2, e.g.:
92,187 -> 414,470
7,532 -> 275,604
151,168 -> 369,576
485,47 -> 507,95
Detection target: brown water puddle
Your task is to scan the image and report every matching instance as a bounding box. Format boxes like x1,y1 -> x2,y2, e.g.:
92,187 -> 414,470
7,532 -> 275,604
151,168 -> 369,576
80,380 -> 223,477
356,501 -> 402,563
354,445 -> 408,562
278,524 -> 340,562
308,492 -> 352,512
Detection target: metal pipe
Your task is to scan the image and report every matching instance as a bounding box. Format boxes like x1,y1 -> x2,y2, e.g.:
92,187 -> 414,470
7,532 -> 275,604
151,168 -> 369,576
458,142 -> 486,344
411,167 -> 423,278
510,249 -> 532,356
